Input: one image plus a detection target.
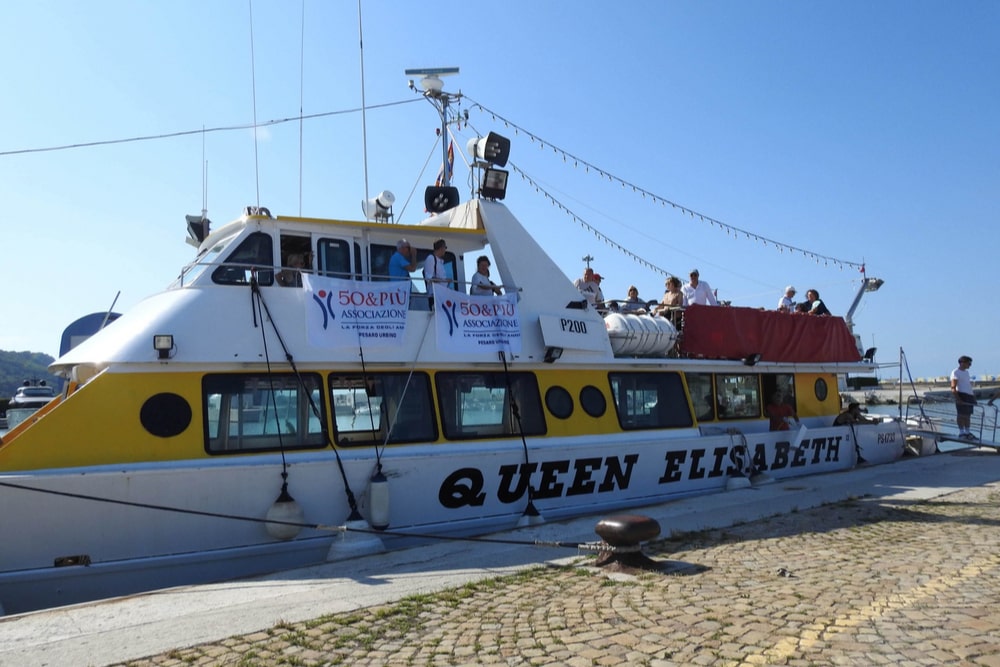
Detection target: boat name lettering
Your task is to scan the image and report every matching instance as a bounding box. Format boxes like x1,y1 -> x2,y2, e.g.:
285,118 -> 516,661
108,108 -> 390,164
438,439 -> 844,509
338,288 -> 408,307
877,432 -> 896,444
459,301 -> 516,317
438,455 -> 638,508
559,318 -> 587,334
658,438 -> 844,484
341,308 -> 408,319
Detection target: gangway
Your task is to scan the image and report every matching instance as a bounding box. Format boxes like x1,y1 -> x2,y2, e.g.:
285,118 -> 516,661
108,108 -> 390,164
903,396 -> 999,452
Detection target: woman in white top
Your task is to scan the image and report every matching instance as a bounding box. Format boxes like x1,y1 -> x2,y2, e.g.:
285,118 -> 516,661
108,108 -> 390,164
470,255 -> 502,296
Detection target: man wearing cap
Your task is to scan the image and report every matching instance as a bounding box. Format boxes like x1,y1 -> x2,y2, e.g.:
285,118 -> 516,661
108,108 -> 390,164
573,267 -> 605,309
681,269 -> 719,306
778,285 -> 796,312
423,239 -> 450,308
423,239 -> 450,288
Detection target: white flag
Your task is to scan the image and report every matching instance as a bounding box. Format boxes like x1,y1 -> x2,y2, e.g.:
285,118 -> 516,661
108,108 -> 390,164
433,283 -> 521,354
303,274 -> 410,347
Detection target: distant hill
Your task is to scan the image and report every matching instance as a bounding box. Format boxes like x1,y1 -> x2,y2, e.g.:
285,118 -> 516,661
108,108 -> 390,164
0,350 -> 61,405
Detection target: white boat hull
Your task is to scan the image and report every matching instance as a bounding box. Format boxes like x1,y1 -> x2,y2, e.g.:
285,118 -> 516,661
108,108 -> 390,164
0,425 -> 865,614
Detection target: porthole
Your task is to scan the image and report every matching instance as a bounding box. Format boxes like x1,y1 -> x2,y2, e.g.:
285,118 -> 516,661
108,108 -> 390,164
579,385 -> 607,418
545,386 -> 573,419
140,393 -> 192,438
814,378 -> 829,402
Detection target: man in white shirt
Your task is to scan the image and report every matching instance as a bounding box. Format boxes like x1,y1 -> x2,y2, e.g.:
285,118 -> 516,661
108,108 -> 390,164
950,355 -> 977,439
423,239 -> 449,288
778,285 -> 796,312
681,269 -> 719,306
423,239 -> 449,307
573,267 -> 605,309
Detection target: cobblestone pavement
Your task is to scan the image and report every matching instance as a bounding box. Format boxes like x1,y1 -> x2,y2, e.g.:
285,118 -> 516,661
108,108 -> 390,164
110,480 -> 1000,667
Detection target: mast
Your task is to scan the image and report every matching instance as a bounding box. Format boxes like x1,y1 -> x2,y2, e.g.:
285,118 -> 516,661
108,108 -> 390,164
404,67 -> 460,187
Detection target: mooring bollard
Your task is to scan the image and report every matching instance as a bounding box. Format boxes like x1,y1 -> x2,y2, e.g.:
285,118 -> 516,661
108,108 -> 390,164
593,514 -> 661,570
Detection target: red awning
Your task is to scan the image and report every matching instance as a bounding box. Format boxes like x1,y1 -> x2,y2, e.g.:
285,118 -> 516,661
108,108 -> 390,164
680,305 -> 861,363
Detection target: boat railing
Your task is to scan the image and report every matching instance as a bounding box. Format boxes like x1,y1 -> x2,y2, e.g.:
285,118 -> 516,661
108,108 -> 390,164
903,395 -> 999,443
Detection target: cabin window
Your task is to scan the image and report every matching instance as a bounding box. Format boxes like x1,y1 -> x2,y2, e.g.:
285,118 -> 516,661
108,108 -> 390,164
212,232 -> 275,286
579,385 -> 607,418
369,243 -> 398,282
436,372 -> 546,440
686,373 -> 716,421
318,238 -> 360,280
761,373 -> 796,407
329,373 -> 436,446
814,377 -> 829,402
717,374 -> 762,420
175,231 -> 236,286
609,372 -> 693,430
202,373 -> 326,454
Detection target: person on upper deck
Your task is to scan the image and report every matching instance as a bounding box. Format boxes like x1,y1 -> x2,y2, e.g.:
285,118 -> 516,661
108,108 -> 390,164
470,255 -> 503,296
423,239 -> 450,288
833,402 -> 874,426
654,276 -> 684,323
389,239 -> 418,280
574,267 -> 605,309
777,285 -> 797,312
803,289 -> 831,316
619,285 -> 647,314
681,269 -> 719,306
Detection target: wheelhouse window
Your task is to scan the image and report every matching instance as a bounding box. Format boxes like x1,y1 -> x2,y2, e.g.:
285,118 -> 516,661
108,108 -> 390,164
436,372 -> 546,440
330,373 -> 436,446
318,237 -> 361,280
203,373 -> 325,454
717,373 -> 762,420
609,372 -> 693,430
174,230 -> 237,287
212,232 -> 274,286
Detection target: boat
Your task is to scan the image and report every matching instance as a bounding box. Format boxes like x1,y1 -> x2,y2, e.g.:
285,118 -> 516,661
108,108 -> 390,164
0,74 -> 903,616
3,380 -> 58,432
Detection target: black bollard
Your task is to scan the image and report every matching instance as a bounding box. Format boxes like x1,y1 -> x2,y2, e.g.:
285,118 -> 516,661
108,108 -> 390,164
593,514 -> 662,570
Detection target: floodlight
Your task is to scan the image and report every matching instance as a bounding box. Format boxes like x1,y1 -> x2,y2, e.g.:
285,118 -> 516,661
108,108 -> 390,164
480,168 -> 509,200
153,334 -> 174,360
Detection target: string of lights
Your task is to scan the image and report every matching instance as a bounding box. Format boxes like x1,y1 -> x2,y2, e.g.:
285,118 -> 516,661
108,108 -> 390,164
507,161 -> 674,278
466,97 -> 865,272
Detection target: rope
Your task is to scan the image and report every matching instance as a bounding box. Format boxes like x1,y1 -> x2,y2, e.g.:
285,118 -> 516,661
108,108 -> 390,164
0,479 -> 635,553
248,273 -> 361,518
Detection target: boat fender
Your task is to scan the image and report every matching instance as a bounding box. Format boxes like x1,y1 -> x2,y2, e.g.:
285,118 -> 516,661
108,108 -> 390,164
265,484 -> 305,540
369,468 -> 390,531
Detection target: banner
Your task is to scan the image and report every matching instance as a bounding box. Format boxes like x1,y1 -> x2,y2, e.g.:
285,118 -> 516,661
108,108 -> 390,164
303,274 -> 410,347
433,283 -> 521,354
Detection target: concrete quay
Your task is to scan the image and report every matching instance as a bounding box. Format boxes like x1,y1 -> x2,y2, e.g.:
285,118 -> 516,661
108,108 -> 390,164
4,448 -> 1000,666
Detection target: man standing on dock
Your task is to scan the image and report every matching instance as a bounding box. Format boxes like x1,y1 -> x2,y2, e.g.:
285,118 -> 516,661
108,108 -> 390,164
950,355 -> 977,439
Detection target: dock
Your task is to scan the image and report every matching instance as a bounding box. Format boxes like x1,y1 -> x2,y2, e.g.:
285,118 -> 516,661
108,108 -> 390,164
4,450 -> 1000,666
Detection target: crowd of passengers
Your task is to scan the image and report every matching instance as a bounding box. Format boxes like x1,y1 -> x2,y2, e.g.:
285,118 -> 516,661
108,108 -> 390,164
574,267 -> 832,321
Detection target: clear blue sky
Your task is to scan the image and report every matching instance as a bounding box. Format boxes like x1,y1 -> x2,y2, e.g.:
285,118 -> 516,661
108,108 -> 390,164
1,1 -> 997,381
